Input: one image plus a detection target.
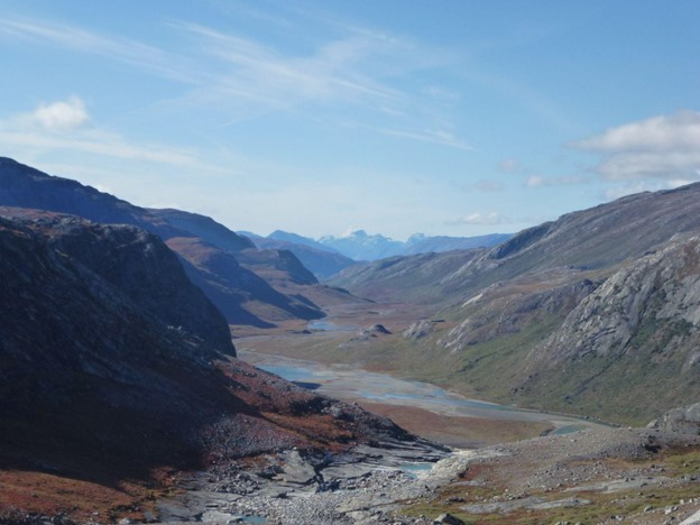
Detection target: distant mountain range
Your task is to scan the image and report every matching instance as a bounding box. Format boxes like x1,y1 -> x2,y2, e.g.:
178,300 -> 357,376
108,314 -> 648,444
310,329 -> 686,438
238,228 -> 512,276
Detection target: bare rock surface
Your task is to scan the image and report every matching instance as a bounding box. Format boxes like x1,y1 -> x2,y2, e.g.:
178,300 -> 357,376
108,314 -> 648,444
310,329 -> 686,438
157,441 -> 451,524
156,425 -> 700,524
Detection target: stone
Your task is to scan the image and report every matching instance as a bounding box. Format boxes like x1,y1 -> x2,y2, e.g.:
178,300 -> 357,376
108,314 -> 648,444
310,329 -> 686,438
434,513 -> 465,525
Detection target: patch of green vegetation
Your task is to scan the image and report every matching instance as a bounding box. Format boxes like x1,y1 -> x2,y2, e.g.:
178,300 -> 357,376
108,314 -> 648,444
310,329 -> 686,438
528,483 -> 700,524
512,328 -> 700,426
399,483 -> 500,524
628,293 -> 692,352
666,448 -> 700,476
246,284 -> 700,427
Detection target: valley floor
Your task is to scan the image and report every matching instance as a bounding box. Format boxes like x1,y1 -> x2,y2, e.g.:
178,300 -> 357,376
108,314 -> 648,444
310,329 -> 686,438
233,300 -> 610,447
220,302 -> 700,524
237,349 -> 605,448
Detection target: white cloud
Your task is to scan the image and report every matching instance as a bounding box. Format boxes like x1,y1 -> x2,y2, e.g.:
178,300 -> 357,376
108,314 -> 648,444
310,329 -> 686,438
572,110 -> 700,181
525,174 -> 588,187
30,96 -> 89,131
525,175 -> 545,187
0,100 -> 224,171
448,212 -> 509,226
574,110 -> 700,152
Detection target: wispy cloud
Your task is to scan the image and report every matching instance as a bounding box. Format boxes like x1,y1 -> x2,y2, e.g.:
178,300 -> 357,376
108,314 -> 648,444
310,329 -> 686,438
470,180 -> 505,192
447,212 -> 510,226
525,174 -> 590,187
1,98 -> 223,170
0,17 -> 197,83
571,110 -> 700,181
172,21 -> 402,117
498,158 -> 521,174
0,14 -> 470,150
0,129 -> 196,165
381,128 -> 474,151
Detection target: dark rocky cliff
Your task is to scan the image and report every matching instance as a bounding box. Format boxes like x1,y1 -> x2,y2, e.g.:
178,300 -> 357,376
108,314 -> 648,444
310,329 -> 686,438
0,158 -> 324,326
16,212 -> 235,356
0,214 -> 422,522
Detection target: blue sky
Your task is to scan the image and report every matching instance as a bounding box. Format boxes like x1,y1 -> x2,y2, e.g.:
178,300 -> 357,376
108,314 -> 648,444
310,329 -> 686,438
0,0 -> 698,240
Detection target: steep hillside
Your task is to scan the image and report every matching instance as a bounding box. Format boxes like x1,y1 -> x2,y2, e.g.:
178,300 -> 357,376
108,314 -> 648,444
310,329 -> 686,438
252,236 -> 357,279
237,247 -> 318,286
329,249 -> 487,303
515,234 -> 700,423
0,158 -> 324,325
333,183 -> 700,304
324,183 -> 700,424
16,211 -> 235,355
154,208 -> 255,252
0,215 -> 424,523
480,184 -> 700,273
167,237 -> 322,325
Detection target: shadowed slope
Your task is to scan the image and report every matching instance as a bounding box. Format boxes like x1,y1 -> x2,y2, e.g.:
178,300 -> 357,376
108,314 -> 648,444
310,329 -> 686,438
0,157 -> 324,325
0,215 -> 424,522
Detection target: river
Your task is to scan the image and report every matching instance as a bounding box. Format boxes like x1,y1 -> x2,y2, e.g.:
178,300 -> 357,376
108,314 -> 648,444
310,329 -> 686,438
238,349 -> 607,448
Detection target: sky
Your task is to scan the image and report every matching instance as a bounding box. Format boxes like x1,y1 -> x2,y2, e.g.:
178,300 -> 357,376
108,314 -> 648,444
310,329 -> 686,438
0,0 -> 698,241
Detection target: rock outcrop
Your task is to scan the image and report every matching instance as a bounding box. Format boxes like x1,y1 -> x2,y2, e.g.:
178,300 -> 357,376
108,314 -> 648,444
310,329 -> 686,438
19,213 -> 235,356
517,235 -> 700,422
649,403 -> 700,434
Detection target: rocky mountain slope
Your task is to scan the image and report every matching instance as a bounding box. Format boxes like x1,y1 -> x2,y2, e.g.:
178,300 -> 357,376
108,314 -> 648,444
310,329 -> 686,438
328,249 -> 487,304
326,182 -> 700,424
0,213 -> 433,523
332,184 -> 700,304
0,157 -> 325,326
250,235 -> 358,279
516,233 -> 700,422
11,210 -> 234,355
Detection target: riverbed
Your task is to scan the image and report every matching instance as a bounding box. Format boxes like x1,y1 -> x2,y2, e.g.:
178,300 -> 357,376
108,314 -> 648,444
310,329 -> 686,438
238,349 -> 607,448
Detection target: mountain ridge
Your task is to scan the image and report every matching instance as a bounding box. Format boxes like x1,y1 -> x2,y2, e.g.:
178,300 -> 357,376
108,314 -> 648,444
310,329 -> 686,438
240,227 -> 513,279
0,158 -> 325,326
323,180 -> 700,424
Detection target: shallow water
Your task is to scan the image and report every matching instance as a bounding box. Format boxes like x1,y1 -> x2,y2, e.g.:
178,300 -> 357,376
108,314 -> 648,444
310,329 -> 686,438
398,462 -> 434,478
307,320 -> 355,331
242,350 -> 604,434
